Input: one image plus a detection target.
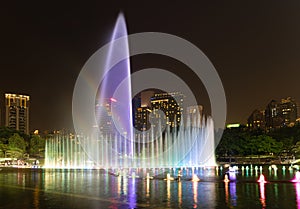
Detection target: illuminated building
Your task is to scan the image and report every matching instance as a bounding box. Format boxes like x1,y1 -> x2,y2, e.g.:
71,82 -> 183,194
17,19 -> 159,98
95,98 -> 115,135
265,98 -> 297,130
134,107 -> 152,131
247,109 -> 265,130
150,92 -> 183,128
5,93 -> 30,134
249,97 -> 298,131
133,90 -> 154,131
133,91 -> 184,131
280,97 -> 297,127
187,105 -> 203,122
265,100 -> 282,130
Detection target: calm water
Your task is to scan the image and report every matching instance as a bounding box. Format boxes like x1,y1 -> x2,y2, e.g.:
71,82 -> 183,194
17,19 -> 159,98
0,166 -> 299,208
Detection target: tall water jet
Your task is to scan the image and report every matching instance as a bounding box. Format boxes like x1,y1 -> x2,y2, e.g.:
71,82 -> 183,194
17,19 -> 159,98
98,12 -> 133,143
96,12 -> 134,160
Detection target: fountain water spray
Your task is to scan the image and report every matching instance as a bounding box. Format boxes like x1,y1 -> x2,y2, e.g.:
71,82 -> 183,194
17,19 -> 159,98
291,171 -> 300,183
45,12 -> 226,176
257,174 -> 267,183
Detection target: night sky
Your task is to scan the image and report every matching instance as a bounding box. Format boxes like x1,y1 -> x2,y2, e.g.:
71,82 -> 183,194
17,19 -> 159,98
1,1 -> 300,132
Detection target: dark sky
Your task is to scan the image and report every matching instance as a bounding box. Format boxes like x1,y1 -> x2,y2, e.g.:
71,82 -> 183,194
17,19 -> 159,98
1,1 -> 300,132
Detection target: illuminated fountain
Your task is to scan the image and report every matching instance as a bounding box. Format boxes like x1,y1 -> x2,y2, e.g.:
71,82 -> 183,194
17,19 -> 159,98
44,13 -> 217,172
292,171 -> 300,183
191,174 -> 200,182
44,134 -> 92,169
257,174 -> 267,183
224,174 -> 230,183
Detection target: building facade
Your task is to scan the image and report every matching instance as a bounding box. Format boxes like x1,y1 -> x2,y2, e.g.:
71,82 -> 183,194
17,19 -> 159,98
95,98 -> 115,135
265,98 -> 297,130
150,92 -> 183,128
247,109 -> 265,130
186,105 -> 203,126
280,97 -> 297,127
5,93 -> 30,134
133,91 -> 185,131
248,97 -> 298,131
134,106 -> 152,131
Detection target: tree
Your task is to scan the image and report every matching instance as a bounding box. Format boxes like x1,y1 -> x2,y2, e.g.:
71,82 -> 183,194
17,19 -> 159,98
216,127 -> 250,156
8,133 -> 26,153
0,127 -> 15,144
29,135 -> 45,156
0,143 -> 8,158
247,135 -> 283,156
292,141 -> 300,158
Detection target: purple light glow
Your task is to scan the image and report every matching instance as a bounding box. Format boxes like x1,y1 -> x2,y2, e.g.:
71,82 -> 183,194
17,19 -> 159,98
295,182 -> 300,209
257,174 -> 267,183
292,171 -> 300,183
97,12 -> 134,155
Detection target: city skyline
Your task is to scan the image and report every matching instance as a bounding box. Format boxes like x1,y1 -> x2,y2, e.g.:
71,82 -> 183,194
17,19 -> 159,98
1,1 -> 300,131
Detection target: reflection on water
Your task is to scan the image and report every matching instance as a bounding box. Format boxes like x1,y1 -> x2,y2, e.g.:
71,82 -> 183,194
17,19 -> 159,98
230,182 -> 237,207
193,181 -> 198,208
295,183 -> 300,209
128,178 -> 136,209
122,175 -> 127,195
259,182 -> 266,208
33,186 -> 39,209
146,178 -> 150,197
117,175 -> 121,195
166,179 -> 171,208
225,181 -> 229,205
178,181 -> 182,207
0,166 -> 300,208
224,181 -> 237,207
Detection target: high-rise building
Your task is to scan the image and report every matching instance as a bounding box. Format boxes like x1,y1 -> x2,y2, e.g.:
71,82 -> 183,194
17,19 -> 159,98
95,98 -> 115,135
133,91 -> 185,131
150,92 -> 183,128
133,90 -> 156,131
280,97 -> 297,127
265,100 -> 283,130
134,107 -> 152,131
5,93 -> 30,134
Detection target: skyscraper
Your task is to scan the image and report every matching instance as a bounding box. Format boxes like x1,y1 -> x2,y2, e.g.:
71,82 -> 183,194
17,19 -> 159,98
264,100 -> 282,130
5,93 -> 30,134
134,107 -> 152,131
95,98 -> 115,135
133,90 -> 154,131
150,92 -> 183,128
280,97 -> 297,127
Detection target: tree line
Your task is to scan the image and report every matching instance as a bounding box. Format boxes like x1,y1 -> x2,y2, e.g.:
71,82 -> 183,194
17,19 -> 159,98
0,126 -> 45,159
216,124 -> 300,160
